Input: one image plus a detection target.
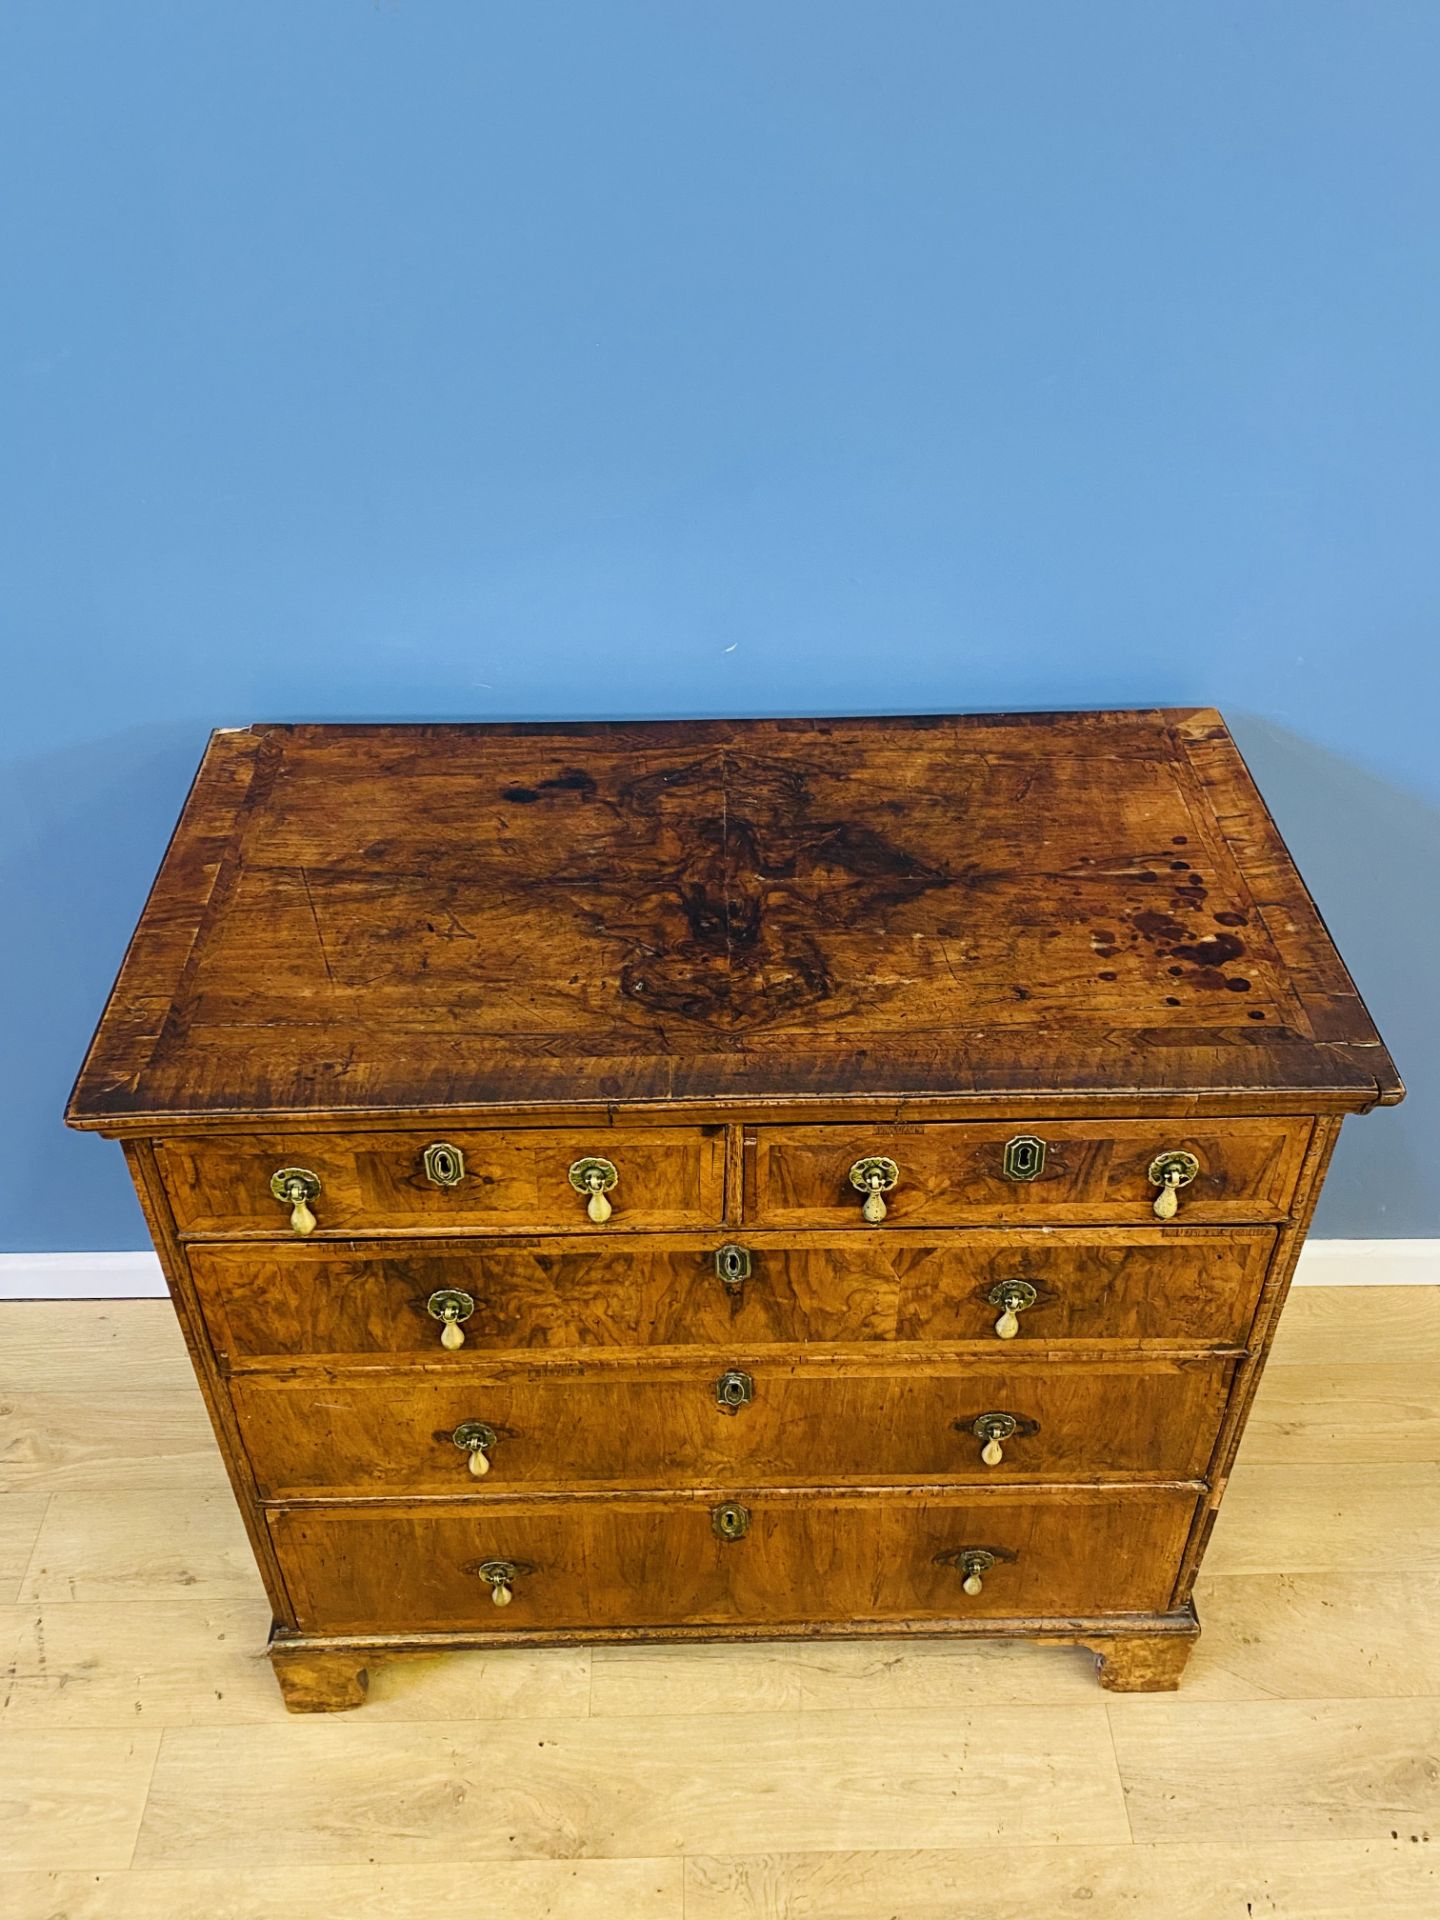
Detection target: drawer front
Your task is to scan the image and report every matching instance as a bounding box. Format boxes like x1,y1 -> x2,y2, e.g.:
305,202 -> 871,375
750,1119 -> 1310,1227
233,1356 -> 1231,1498
158,1126 -> 726,1236
192,1227 -> 1274,1363
270,1487 -> 1200,1634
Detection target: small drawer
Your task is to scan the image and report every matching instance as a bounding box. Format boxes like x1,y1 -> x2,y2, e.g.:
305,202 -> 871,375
190,1226 -> 1276,1364
157,1126 -> 725,1237
269,1486 -> 1201,1635
233,1354 -> 1232,1498
749,1119 -> 1311,1228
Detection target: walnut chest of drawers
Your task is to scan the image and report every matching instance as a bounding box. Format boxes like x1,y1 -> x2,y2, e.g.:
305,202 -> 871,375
66,710 -> 1402,1709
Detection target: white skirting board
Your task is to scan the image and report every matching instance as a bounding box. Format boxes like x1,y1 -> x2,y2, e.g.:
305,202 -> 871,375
0,1241 -> 1435,1300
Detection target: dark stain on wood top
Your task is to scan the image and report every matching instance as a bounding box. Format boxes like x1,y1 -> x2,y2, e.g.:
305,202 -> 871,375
66,710 -> 1402,1127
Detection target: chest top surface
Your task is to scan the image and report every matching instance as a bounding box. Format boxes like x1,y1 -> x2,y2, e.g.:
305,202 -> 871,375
67,709 -> 1400,1127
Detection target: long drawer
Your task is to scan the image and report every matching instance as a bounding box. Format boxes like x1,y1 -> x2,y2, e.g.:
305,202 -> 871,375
157,1126 -> 726,1236
233,1354 -> 1233,1498
749,1119 -> 1310,1227
192,1227 -> 1276,1363
269,1487 -> 1201,1634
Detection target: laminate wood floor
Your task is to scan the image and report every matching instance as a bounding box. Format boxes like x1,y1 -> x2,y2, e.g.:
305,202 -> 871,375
2,1288 -> 1437,1918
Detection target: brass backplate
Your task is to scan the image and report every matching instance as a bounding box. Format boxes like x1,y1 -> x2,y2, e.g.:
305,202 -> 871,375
426,1288 -> 476,1323
568,1155 -> 618,1194
1148,1149 -> 1200,1189
987,1278 -> 1039,1313
269,1166 -> 320,1202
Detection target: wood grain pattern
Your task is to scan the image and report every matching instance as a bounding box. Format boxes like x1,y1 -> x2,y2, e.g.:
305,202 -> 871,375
268,1487 -> 1200,1635
0,1728 -> 161,1869
1270,1285 -> 1440,1366
1108,1696 -> 1440,1843
683,1841 -> 1440,1920
1184,1571 -> 1440,1700
0,1301 -> 194,1395
0,1599 -> 592,1727
1204,1463 -> 1440,1574
750,1117 -> 1312,1227
1243,1361 -> 1440,1463
0,1390 -> 221,1493
0,1494 -> 49,1604
58,713 -> 1401,1705
66,713 -> 1400,1124
192,1226 -> 1277,1362
159,1126 -> 725,1236
1,1862 -> 686,1920
231,1354 -> 1233,1497
5,1287 -> 1437,1917
132,1704 -> 1133,1863
19,1490 -> 265,1605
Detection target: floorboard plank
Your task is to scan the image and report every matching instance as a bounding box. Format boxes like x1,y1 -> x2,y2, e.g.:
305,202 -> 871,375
683,1839 -> 1440,1918
0,1390 -> 224,1493
0,1493 -> 48,1604
19,1490 -> 263,1604
133,1707 -> 1130,1865
1243,1364 -> 1440,1464
0,1301 -> 193,1394
0,1728 -> 160,1870
1206,1464 -> 1440,1573
0,1859 -> 683,1919
1108,1697 -> 1440,1843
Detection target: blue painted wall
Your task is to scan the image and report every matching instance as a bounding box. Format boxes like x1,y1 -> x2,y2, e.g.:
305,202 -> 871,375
2,1 -> 1435,1251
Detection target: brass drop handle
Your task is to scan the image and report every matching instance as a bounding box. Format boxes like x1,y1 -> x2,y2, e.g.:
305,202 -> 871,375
477,1559 -> 518,1607
269,1167 -> 320,1237
972,1411 -> 1019,1467
988,1279 -> 1038,1340
452,1420 -> 497,1478
569,1156 -> 618,1224
1149,1150 -> 1200,1221
427,1288 -> 476,1351
848,1156 -> 899,1223
958,1549 -> 997,1597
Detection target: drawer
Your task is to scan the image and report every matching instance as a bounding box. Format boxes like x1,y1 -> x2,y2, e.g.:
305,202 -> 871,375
191,1227 -> 1275,1363
233,1354 -> 1232,1497
269,1486 -> 1201,1634
157,1126 -> 726,1236
749,1119 -> 1311,1227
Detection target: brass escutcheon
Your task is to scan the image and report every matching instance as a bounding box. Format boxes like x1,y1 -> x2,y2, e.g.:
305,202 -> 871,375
1148,1149 -> 1200,1220
715,1368 -> 754,1412
423,1141 -> 466,1188
1002,1135 -> 1047,1182
848,1155 -> 899,1223
987,1278 -> 1038,1340
711,1501 -> 751,1541
269,1167 -> 320,1236
714,1243 -> 753,1291
569,1156 -> 619,1224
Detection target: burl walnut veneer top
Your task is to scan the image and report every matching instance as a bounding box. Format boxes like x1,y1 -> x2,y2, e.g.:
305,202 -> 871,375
67,710 -> 1400,1128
